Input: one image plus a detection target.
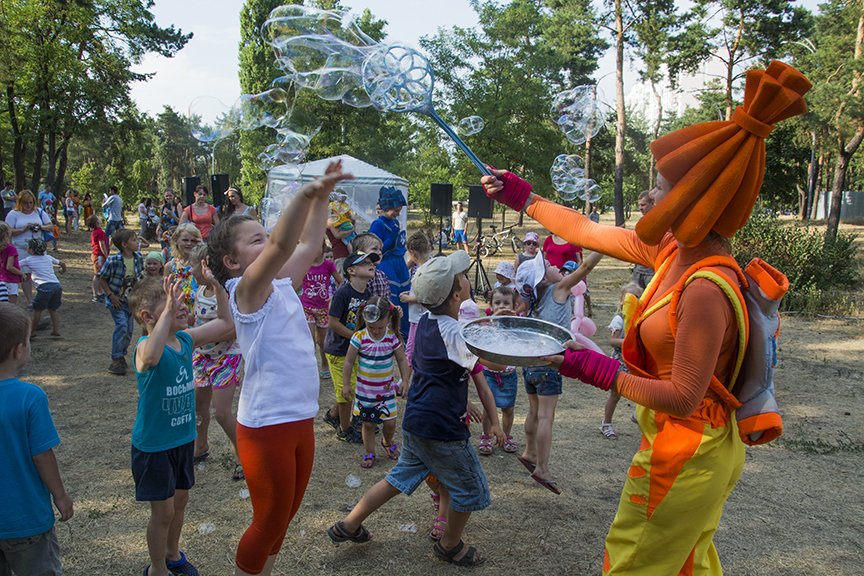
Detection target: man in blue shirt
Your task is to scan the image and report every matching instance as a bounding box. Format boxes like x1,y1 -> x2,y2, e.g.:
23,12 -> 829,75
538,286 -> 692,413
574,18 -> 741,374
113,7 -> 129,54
0,303 -> 73,575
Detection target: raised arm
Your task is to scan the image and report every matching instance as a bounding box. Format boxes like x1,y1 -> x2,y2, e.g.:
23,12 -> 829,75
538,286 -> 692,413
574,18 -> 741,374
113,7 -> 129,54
187,259 -> 235,348
555,251 -> 602,299
236,161 -> 352,313
136,276 -> 183,371
285,194 -> 330,290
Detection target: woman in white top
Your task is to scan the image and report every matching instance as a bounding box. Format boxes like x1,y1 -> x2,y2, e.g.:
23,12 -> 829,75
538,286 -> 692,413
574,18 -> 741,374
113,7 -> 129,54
221,187 -> 258,220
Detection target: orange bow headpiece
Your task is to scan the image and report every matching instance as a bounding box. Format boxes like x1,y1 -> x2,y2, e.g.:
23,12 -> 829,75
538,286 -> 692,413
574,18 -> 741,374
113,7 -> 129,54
636,61 -> 812,247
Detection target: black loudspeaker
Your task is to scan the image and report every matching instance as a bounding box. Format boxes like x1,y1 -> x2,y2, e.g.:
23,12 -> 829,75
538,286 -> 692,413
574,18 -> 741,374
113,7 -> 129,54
182,176 -> 200,206
430,182 -> 453,217
211,174 -> 229,207
467,185 -> 494,219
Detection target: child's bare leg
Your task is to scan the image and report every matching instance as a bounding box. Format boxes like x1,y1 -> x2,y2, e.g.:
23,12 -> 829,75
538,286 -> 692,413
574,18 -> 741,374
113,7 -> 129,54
337,401 -> 352,434
194,386 -> 212,457
315,326 -> 328,371
440,509 -> 484,563
438,487 -> 451,519
531,395 -> 559,481
481,411 -> 491,435
501,407 -> 514,437
165,489 -> 188,564
382,419 -> 397,446
48,309 -> 60,336
341,479 -> 401,532
362,422 -> 376,455
91,275 -> 101,298
22,276 -> 32,303
213,385 -> 238,458
521,393 -> 539,464
603,390 -> 621,424
147,497 -> 175,576
29,310 -> 42,339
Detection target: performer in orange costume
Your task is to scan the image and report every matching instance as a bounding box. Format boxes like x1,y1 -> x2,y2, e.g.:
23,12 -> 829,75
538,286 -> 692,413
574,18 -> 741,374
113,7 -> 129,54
482,61 -> 810,575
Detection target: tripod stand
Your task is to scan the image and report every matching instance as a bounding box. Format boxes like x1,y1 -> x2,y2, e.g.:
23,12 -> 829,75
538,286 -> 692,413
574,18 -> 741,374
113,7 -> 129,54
467,217 -> 492,302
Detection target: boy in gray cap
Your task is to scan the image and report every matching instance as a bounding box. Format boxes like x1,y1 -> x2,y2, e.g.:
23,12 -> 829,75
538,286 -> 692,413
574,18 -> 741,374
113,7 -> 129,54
327,250 -> 504,566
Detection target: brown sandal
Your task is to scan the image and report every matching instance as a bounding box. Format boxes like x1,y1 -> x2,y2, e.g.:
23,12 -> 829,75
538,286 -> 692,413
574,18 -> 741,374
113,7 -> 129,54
433,539 -> 486,566
327,521 -> 373,544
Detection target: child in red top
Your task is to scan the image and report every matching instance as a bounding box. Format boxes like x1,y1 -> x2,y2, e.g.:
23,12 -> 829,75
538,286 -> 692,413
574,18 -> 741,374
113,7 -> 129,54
87,215 -> 108,303
0,222 -> 22,304
301,243 -> 343,379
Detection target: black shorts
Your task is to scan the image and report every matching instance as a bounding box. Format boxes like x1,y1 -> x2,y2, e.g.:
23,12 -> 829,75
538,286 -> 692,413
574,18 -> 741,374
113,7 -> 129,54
131,441 -> 195,501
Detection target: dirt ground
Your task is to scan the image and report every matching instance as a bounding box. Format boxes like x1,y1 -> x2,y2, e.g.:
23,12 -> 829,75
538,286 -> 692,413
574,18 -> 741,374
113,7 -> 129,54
20,211 -> 863,575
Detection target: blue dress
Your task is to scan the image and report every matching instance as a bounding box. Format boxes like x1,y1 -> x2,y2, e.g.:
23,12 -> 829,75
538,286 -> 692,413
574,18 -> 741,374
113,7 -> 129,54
369,216 -> 410,337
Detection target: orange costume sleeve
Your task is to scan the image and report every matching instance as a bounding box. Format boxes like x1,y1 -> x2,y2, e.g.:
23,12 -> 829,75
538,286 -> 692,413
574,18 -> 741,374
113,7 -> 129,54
526,196 -> 739,416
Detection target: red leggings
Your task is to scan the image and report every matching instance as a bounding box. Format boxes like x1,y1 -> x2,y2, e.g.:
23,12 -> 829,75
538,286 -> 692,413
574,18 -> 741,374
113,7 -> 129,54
235,419 -> 315,574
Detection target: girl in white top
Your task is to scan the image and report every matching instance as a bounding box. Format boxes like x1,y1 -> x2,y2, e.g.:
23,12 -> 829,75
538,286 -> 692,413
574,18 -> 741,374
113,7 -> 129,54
207,160 -> 352,576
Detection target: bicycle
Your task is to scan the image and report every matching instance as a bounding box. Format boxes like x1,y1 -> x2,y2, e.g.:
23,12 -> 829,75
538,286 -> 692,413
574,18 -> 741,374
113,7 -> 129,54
481,224 -> 523,257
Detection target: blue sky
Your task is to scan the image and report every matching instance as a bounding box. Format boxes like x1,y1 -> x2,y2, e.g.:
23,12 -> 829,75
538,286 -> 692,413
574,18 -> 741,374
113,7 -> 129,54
129,0 -> 823,118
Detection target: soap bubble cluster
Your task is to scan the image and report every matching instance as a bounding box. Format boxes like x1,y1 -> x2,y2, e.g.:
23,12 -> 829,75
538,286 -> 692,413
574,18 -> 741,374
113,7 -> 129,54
550,154 -> 602,203
551,85 -> 607,146
361,43 -> 434,113
457,115 -> 485,136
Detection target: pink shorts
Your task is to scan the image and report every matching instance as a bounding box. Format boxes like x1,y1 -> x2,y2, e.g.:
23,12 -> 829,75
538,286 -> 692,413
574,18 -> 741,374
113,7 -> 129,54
304,306 -> 329,329
193,352 -> 242,389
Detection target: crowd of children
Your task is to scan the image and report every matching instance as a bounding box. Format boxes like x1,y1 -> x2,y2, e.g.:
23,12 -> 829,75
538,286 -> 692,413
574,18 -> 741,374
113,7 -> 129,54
1,170 -> 639,576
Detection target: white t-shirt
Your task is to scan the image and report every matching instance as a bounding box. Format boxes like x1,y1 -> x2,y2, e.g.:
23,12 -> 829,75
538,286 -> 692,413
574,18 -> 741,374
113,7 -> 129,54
227,276 -> 318,428
452,210 -> 468,231
20,255 -> 60,286
4,210 -> 51,250
104,195 -> 123,222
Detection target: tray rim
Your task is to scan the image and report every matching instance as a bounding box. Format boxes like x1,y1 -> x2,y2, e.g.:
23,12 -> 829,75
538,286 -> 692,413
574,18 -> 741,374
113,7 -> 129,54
460,315 -> 573,366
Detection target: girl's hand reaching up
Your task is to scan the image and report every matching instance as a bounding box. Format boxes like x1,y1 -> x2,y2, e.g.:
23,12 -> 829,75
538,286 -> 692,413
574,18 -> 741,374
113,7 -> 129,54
301,160 -> 355,201
200,258 -> 219,288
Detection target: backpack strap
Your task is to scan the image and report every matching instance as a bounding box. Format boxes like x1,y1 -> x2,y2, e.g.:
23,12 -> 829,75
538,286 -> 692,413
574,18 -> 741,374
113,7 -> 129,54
667,256 -> 749,409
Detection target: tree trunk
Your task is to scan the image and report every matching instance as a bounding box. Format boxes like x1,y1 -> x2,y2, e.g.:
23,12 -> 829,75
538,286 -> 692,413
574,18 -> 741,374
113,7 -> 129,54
6,85 -> 27,191
46,130 -> 57,191
584,131 -> 593,215
649,81 -> 662,189
30,128 -> 44,193
613,0 -> 626,226
803,130 -> 818,220
55,137 -> 70,194
826,126 -> 864,239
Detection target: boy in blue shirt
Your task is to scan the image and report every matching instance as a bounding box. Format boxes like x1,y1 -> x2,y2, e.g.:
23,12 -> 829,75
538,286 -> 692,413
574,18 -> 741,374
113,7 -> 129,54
0,303 -> 73,575
128,270 -> 234,576
326,251 -> 504,567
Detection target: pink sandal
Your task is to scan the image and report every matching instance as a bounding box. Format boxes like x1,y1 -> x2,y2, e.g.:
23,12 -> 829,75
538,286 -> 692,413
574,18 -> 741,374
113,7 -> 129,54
477,434 -> 493,455
430,515 -> 447,541
502,435 -> 518,453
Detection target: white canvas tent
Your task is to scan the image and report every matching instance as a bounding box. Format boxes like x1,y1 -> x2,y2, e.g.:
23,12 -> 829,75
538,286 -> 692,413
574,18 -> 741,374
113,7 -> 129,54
264,155 -> 408,232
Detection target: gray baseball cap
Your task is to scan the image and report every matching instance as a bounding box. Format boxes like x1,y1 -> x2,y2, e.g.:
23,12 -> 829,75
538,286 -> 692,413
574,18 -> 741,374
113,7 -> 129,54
413,251 -> 471,308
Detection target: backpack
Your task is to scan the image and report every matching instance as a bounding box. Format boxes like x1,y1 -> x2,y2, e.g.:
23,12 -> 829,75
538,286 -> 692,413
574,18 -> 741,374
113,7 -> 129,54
644,245 -> 788,446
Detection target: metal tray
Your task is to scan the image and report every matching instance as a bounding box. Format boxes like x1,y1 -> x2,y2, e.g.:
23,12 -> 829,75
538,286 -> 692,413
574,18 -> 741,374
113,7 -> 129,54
461,316 -> 573,367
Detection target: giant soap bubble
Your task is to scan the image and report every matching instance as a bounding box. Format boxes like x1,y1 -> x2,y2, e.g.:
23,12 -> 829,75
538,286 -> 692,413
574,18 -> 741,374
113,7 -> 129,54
551,85 -> 607,146
189,96 -> 236,142
550,153 -> 602,203
457,116 -> 485,136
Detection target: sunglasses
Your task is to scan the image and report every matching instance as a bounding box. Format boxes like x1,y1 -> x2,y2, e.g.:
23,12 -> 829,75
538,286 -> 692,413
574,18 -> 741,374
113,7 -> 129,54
523,240 -> 538,246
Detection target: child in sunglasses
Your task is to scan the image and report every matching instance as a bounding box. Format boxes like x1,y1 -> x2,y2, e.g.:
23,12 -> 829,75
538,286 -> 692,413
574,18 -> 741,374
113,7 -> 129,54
514,231 -> 540,272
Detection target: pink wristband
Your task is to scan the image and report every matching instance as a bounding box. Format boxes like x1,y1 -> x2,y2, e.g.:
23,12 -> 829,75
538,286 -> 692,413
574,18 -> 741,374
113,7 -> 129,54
471,362 -> 485,376
558,348 -> 619,391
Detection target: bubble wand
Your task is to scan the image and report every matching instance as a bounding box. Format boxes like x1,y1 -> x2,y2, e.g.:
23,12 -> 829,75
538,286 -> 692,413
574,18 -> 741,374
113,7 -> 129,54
362,44 -> 491,176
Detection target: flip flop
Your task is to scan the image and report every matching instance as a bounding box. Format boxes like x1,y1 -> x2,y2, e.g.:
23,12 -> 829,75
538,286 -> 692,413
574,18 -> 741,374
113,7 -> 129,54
530,472 -> 562,495
516,455 -> 536,473
192,451 -> 209,465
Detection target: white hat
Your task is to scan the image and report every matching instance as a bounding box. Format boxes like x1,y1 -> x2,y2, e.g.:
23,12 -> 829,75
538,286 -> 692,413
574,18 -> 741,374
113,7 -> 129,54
515,251 -> 546,298
493,261 -> 515,282
413,251 -> 471,308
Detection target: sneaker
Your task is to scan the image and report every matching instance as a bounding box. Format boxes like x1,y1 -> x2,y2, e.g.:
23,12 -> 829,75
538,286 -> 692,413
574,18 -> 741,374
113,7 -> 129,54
336,427 -> 363,444
599,422 -> 618,439
166,551 -> 199,576
108,358 -> 126,375
92,295 -> 105,304
322,410 -> 340,431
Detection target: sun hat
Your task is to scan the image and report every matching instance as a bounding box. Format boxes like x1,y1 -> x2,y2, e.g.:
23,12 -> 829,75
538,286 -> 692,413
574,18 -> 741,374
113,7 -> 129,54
413,250 -> 471,308
493,261 -> 515,281
342,251 -> 381,274
514,251 -> 546,299
523,231 -> 539,244
637,61 -> 811,247
378,186 -> 407,210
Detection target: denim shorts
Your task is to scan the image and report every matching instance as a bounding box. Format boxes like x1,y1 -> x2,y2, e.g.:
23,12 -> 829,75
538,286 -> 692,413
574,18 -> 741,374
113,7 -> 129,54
385,430 -> 490,513
131,441 -> 194,501
523,365 -> 563,396
484,368 -> 518,409
31,282 -> 62,311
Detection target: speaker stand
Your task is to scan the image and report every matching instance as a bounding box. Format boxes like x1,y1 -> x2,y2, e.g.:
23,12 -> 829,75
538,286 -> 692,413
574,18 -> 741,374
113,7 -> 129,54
437,213 -> 445,256
467,217 -> 492,302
